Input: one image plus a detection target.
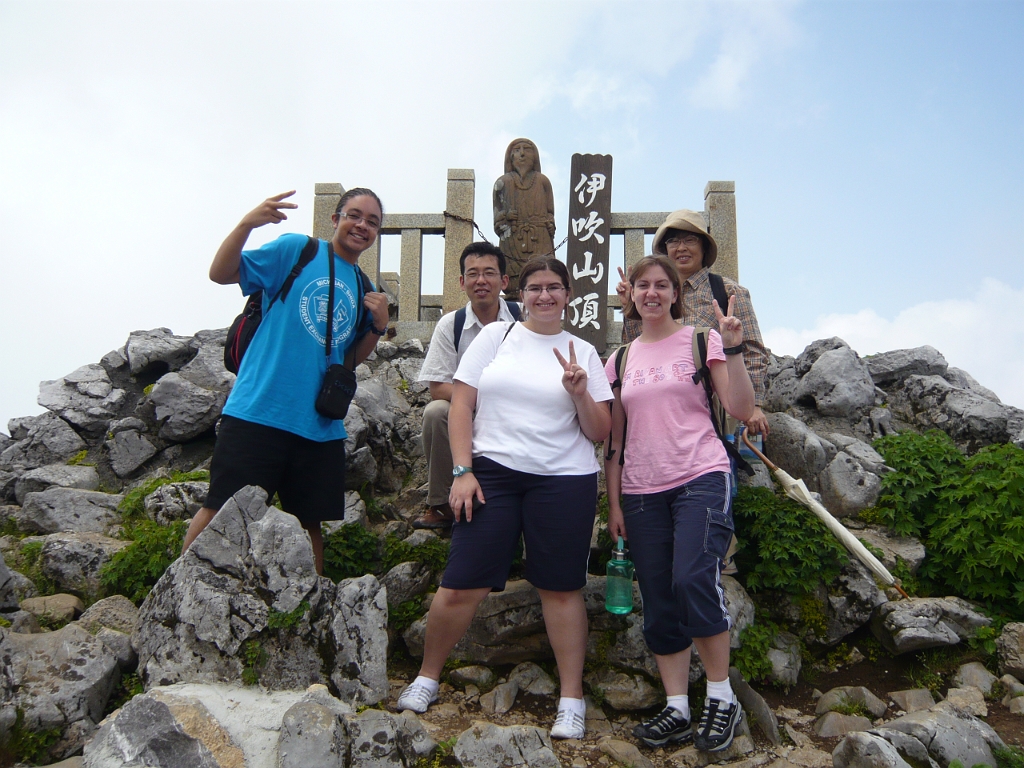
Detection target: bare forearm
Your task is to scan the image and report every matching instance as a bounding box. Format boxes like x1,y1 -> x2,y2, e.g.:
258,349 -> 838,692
449,384 -> 476,466
574,394 -> 611,442
353,331 -> 380,366
714,356 -> 755,421
209,224 -> 252,284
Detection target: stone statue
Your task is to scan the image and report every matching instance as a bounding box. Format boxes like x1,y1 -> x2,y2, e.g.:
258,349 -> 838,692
493,138 -> 556,299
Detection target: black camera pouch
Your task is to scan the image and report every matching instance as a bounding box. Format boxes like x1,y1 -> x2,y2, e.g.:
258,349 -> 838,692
316,363 -> 357,420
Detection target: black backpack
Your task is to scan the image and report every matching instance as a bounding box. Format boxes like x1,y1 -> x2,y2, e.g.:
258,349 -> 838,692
223,236 -> 374,374
452,300 -> 521,351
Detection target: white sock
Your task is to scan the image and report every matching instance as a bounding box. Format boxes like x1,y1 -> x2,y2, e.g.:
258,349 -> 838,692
705,678 -> 735,704
412,675 -> 439,695
558,697 -> 586,717
666,694 -> 690,719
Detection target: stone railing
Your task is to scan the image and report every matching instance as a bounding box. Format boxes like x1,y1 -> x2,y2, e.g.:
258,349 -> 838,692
312,171 -> 738,346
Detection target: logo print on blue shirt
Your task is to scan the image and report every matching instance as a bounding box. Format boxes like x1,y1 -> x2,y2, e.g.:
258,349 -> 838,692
299,277 -> 355,348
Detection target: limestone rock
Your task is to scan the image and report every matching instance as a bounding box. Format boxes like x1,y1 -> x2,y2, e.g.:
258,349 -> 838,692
730,666 -> 781,746
823,433 -> 891,476
133,486 -> 388,705
19,487 -> 123,534
143,480 -> 209,525
813,711 -> 871,737
480,680 -> 519,714
380,560 -> 431,606
765,413 -> 834,488
149,372 -> 226,442
83,682 -> 350,768
123,328 -> 198,375
177,337 -> 236,392
344,708 -> 435,767
20,593 -> 86,623
832,731 -> 914,768
951,661 -> 997,696
795,346 -> 876,417
724,574 -> 755,647
14,463 -> 100,505
449,665 -> 496,690
816,686 -> 887,718
871,707 -> 1005,768
888,688 -> 935,713
37,364 -> 126,436
818,451 -> 882,517
352,377 -> 411,429
453,721 -> 561,768
105,429 -> 159,477
38,532 -> 131,597
0,411 -> 86,472
767,630 -> 802,688
2,609 -> 42,633
510,661 -> 558,696
871,597 -> 991,655
584,668 -> 660,710
866,347 -> 947,386
76,594 -> 139,635
822,560 -> 887,646
0,623 -> 120,762
943,367 -> 1001,403
598,738 -> 655,768
996,622 -> 1024,680
0,549 -> 31,610
889,374 -> 1022,450
854,527 -> 926,575
943,687 -> 987,717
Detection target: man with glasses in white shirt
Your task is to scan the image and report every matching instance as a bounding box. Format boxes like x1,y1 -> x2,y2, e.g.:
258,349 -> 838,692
413,242 -> 520,530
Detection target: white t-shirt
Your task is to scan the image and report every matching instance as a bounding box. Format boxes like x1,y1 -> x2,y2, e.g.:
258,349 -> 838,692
455,322 -> 613,476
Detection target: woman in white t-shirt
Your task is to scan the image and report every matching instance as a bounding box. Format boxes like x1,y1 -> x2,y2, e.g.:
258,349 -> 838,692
604,255 -> 754,754
397,257 -> 612,740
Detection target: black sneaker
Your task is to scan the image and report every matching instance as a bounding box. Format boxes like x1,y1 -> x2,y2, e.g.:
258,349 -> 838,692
694,698 -> 742,752
632,705 -> 693,747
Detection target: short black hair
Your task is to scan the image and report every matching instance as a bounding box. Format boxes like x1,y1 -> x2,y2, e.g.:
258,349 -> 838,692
334,187 -> 384,219
459,242 -> 507,275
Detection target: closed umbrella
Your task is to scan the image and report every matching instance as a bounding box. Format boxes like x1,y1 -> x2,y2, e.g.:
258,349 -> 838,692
741,432 -> 909,599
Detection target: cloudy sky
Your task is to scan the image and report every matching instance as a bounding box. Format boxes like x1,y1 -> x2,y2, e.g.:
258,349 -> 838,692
2,0 -> 1022,431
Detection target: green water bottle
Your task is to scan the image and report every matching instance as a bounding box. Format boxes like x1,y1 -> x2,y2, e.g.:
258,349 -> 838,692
605,536 -> 634,615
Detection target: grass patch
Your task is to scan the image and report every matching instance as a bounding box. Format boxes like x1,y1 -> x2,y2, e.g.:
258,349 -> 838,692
99,519 -> 188,604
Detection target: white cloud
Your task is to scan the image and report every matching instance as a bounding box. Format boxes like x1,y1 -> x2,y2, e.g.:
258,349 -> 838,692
764,278 -> 1024,409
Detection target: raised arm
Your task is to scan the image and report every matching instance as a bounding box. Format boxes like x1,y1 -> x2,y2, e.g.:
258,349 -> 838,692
553,341 -> 612,442
209,191 -> 298,285
709,296 -> 755,422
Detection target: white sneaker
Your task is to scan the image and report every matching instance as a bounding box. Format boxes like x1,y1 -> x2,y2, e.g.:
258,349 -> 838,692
396,680 -> 438,713
550,707 -> 585,739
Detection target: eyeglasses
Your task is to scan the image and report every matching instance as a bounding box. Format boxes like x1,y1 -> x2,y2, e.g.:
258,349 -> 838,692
337,211 -> 381,230
522,284 -> 567,296
464,269 -> 501,280
665,234 -> 701,248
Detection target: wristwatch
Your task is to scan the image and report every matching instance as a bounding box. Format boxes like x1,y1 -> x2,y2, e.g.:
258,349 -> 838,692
370,323 -> 389,336
452,465 -> 474,478
723,343 -> 746,356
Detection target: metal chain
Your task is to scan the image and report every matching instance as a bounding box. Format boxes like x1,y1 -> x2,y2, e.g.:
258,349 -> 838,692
442,210 -> 569,259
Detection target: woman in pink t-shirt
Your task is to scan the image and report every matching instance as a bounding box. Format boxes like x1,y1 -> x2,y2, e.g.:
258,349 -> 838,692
604,255 -> 754,753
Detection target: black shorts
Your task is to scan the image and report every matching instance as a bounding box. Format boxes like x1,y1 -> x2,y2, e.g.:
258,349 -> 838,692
204,415 -> 346,526
441,456 -> 597,592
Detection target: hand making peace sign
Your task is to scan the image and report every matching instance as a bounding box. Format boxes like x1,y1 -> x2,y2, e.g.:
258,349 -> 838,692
553,340 -> 589,398
713,294 -> 745,349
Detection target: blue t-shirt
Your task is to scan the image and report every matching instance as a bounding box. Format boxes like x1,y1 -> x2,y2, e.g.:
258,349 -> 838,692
223,233 -> 372,441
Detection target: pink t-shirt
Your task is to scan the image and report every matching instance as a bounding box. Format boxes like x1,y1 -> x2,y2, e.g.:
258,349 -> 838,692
604,326 -> 731,494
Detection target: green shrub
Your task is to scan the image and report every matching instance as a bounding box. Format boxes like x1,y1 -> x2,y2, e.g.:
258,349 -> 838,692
733,621 -> 778,684
323,523 -> 381,581
10,541 -> 56,596
99,519 -> 188,604
381,534 -> 450,575
267,601 -> 310,630
995,746 -> 1024,768
732,486 -> 848,594
0,709 -> 61,766
389,599 -> 426,633
873,430 -> 965,538
874,432 -> 1024,615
